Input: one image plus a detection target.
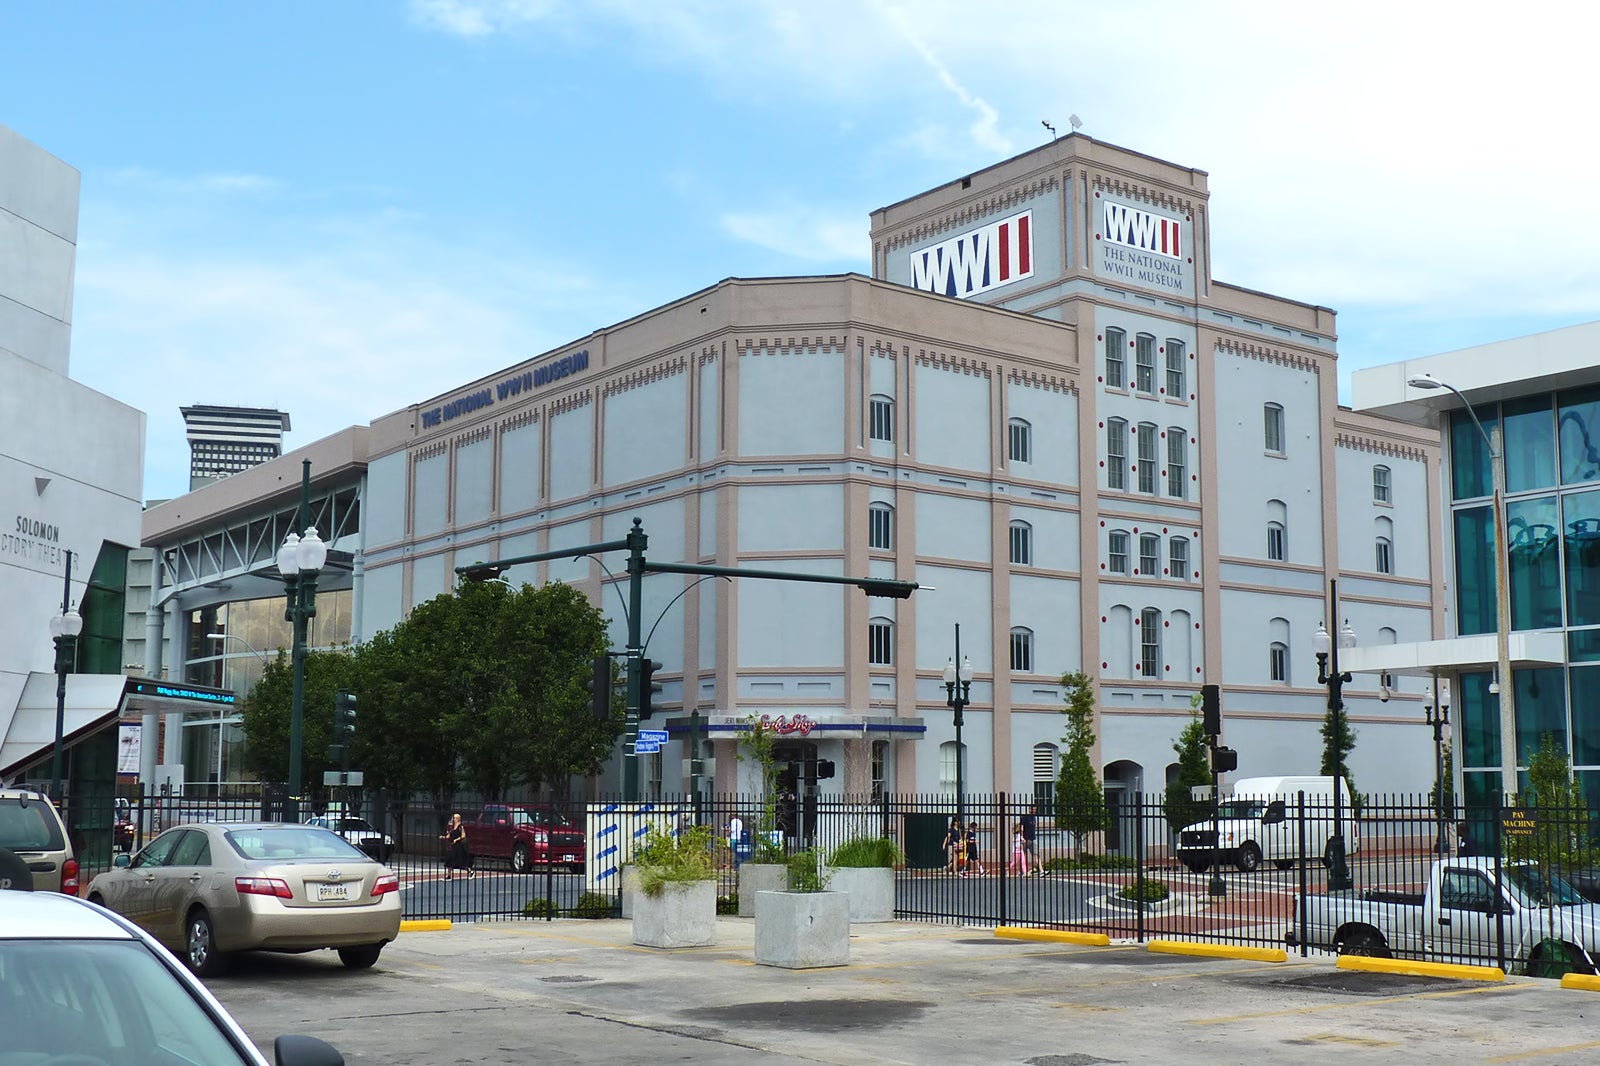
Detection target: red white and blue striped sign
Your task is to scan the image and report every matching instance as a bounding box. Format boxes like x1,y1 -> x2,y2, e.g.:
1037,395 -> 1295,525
908,210 -> 1033,299
1102,201 -> 1182,260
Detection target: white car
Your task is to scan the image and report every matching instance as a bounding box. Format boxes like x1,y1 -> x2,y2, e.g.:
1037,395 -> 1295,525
0,887 -> 345,1065
303,816 -> 396,864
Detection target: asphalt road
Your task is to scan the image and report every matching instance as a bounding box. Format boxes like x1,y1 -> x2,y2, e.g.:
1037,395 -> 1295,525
209,916 -> 1600,1065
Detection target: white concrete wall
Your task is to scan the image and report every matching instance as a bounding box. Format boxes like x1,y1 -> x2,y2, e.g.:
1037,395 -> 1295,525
604,371 -> 687,486
913,365 -> 990,472
1213,349 -> 1323,563
0,126 -> 77,377
738,348 -> 844,457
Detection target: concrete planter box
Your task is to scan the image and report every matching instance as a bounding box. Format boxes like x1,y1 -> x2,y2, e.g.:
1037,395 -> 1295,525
620,865 -> 639,919
823,866 -> 895,923
737,864 -> 788,917
631,880 -> 716,949
754,890 -> 849,969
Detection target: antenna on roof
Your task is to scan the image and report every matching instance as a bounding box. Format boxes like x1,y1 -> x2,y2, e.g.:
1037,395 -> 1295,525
1041,120 -> 1057,140
1069,114 -> 1083,133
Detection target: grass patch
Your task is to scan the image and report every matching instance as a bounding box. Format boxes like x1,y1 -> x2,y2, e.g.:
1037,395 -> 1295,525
826,835 -> 905,868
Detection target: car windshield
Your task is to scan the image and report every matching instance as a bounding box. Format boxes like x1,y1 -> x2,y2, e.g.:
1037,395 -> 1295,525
0,937 -> 255,1064
1503,864 -> 1587,907
224,827 -> 369,861
1216,800 -> 1265,819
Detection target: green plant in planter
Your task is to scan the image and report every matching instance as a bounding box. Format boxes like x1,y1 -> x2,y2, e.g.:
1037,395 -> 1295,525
786,848 -> 833,893
1117,879 -> 1170,904
826,835 -> 906,869
569,892 -> 615,919
634,825 -> 716,897
738,714 -> 788,864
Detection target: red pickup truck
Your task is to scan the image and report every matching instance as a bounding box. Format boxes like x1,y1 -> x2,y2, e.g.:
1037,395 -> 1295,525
470,805 -> 586,874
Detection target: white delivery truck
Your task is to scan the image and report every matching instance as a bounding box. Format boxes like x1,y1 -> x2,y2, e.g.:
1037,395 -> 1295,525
1174,776 -> 1358,873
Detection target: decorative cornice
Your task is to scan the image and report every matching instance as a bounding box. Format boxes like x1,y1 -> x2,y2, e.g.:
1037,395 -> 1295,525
698,344 -> 719,369
549,391 -> 593,416
1008,367 -> 1077,396
500,408 -> 539,433
866,339 -> 900,361
1336,432 -> 1429,463
738,336 -> 845,356
1215,337 -> 1319,375
604,355 -> 688,396
882,177 -> 1060,251
915,350 -> 991,378
454,425 -> 492,449
1090,174 -> 1195,217
413,440 -> 448,462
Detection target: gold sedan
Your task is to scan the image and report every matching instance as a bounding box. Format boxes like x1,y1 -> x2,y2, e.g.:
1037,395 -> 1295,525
87,821 -> 402,977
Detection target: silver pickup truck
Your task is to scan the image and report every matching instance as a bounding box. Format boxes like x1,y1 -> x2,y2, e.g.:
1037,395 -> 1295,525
1289,857 -> 1600,974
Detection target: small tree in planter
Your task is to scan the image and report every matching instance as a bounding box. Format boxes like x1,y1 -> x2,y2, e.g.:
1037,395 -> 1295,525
631,825 -> 717,949
736,714 -> 789,916
824,835 -> 904,923
754,848 -> 849,969
1057,670 -> 1108,855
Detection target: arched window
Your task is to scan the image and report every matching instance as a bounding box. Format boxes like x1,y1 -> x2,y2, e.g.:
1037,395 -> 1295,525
1269,617 -> 1291,684
1375,515 -> 1394,574
1139,607 -> 1161,677
1169,536 -> 1190,580
1165,339 -> 1186,397
868,617 -> 894,665
1267,499 -> 1287,561
1009,520 -> 1033,566
869,394 -> 894,443
1107,417 -> 1128,490
868,502 -> 894,551
1264,402 -> 1286,454
1167,428 -> 1188,498
939,740 -> 966,794
1135,333 -> 1156,393
1104,327 -> 1126,388
1373,464 -> 1392,503
1008,418 -> 1033,464
1106,604 -> 1133,677
1138,533 -> 1160,576
1010,627 -> 1034,672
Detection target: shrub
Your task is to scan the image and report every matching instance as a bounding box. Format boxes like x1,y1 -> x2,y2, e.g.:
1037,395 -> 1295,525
826,835 -> 905,869
522,898 -> 558,918
716,893 -> 739,915
786,848 -> 832,893
568,892 -> 616,919
634,825 -> 716,897
1117,880 -> 1170,904
1041,852 -> 1137,873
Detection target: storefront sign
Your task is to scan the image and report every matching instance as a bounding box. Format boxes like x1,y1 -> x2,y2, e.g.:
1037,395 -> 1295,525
127,680 -> 236,706
760,713 -> 817,737
908,211 -> 1033,300
419,349 -> 591,429
1094,193 -> 1191,295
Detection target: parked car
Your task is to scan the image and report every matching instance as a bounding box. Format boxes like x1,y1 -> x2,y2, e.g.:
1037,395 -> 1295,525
304,815 -> 396,863
87,821 -> 401,977
1175,776 -> 1359,873
1289,856 -> 1600,975
0,787 -> 78,893
0,888 -> 345,1065
471,804 -> 586,873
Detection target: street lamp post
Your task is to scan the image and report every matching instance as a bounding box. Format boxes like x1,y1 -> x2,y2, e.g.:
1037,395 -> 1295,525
1425,672 -> 1452,855
48,549 -> 81,802
1313,582 -> 1356,892
1409,373 -> 1517,800
942,624 -> 975,826
275,460 -> 327,820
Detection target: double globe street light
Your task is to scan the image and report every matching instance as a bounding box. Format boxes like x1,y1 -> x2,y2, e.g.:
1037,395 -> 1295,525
48,585 -> 83,803
1313,603 -> 1357,892
942,624 -> 976,827
276,520 -> 327,819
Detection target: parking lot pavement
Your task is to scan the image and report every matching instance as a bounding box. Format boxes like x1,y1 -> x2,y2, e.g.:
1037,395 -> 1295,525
210,918 -> 1600,1065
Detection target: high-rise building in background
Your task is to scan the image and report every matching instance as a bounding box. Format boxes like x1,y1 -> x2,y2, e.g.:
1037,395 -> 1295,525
180,405 -> 292,490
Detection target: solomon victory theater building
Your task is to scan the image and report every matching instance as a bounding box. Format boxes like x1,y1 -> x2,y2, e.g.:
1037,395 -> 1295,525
143,134 -> 1444,815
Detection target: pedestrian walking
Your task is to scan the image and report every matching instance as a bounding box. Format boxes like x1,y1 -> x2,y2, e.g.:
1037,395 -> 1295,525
1021,803 -> 1040,875
440,812 -> 473,880
1009,822 -> 1030,876
942,817 -> 964,875
964,820 -> 986,876
727,812 -> 746,869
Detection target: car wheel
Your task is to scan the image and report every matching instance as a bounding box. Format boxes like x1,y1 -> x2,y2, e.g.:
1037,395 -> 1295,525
338,943 -> 384,969
1336,928 -> 1391,958
1235,842 -> 1262,873
1273,860 -> 1294,871
512,843 -> 530,874
185,908 -> 228,977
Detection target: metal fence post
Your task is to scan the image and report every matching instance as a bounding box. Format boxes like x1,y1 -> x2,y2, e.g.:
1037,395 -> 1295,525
1494,801 -> 1506,972
998,795 -> 1008,928
1297,790 -> 1309,956
1134,793 -> 1145,943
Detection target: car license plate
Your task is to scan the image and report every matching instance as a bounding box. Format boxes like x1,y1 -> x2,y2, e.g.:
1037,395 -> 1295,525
317,882 -> 348,902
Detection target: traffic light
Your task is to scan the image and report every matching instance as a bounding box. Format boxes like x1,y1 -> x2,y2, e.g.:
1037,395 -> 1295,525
1201,684 -> 1221,736
333,689 -> 357,742
1211,746 -> 1238,774
587,655 -> 613,721
638,659 -> 664,719
816,759 -> 836,780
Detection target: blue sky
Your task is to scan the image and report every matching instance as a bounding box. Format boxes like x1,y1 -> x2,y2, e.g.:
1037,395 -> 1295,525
3,2 -> 1595,501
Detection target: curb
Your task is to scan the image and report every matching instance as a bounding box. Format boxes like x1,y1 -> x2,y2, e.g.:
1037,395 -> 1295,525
400,919 -> 453,933
994,926 -> 1111,947
1558,973 -> 1600,992
1147,940 -> 1287,963
1336,955 -> 1504,982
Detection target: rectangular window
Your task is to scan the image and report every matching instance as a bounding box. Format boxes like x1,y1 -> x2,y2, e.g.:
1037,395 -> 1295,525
1135,334 -> 1155,393
1137,423 -> 1157,494
1010,630 -> 1033,672
1140,609 -> 1160,678
1107,418 -> 1127,491
868,620 -> 893,665
1104,327 -> 1126,389
1269,644 -> 1288,683
870,396 -> 894,443
1165,340 -> 1186,397
869,506 -> 892,550
1109,531 -> 1129,574
1139,533 -> 1159,576
1267,523 -> 1285,561
1009,420 -> 1032,464
1169,537 -> 1189,580
1167,430 -> 1187,499
1009,523 -> 1033,566
1264,404 -> 1285,454
1373,465 -> 1392,504
1376,538 -> 1393,574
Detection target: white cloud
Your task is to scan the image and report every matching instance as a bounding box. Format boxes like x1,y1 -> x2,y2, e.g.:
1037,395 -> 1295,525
719,207 -> 867,263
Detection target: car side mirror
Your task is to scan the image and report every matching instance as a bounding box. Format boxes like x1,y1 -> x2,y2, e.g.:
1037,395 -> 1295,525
113,853 -> 131,869
275,1034 -> 345,1066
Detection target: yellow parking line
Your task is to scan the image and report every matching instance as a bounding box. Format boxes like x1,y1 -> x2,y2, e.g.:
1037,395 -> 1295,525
1193,982 -> 1527,1025
1302,1033 -> 1403,1048
1485,1038 -> 1600,1062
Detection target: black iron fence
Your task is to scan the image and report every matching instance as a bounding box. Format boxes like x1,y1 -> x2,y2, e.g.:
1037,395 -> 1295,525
53,785 -> 1600,977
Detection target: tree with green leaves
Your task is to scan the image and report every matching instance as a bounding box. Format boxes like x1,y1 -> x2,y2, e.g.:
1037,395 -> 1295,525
1164,707 -> 1212,835
737,714 -> 785,862
237,648 -> 358,792
1056,670 -> 1107,851
1508,733 -> 1592,868
1320,698 -> 1362,814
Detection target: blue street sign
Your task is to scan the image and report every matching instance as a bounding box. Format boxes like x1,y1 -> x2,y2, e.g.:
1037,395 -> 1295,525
632,739 -> 662,754
639,730 -> 668,743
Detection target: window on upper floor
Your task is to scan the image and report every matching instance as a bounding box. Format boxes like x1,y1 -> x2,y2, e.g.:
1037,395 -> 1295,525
1264,403 -> 1285,454
1269,641 -> 1289,683
1167,429 -> 1187,499
1376,515 -> 1394,574
1107,417 -> 1128,491
1374,464 -> 1392,504
1010,627 -> 1034,673
1108,531 -> 1129,574
1139,533 -> 1160,576
1139,608 -> 1161,678
1105,327 -> 1126,388
1267,520 -> 1286,561
1009,418 -> 1032,464
939,741 -> 965,792
868,617 -> 894,665
869,394 -> 894,443
1135,334 -> 1156,394
868,502 -> 893,551
1137,422 -> 1158,494
1169,536 -> 1189,580
1009,520 -> 1033,566
1165,339 -> 1186,397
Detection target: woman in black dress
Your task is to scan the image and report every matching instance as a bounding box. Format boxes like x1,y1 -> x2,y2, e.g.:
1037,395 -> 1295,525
440,812 -> 474,880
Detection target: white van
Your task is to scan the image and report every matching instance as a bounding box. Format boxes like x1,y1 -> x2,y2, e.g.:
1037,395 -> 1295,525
1174,776 -> 1358,873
